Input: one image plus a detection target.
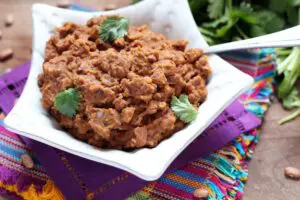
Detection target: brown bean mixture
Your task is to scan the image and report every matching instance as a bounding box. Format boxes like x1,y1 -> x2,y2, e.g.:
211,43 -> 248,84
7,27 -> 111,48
38,16 -> 212,149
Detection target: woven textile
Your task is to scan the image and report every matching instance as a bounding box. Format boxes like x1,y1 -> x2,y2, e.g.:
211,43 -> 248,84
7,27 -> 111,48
0,48 -> 275,199
129,49 -> 275,199
0,3 -> 275,199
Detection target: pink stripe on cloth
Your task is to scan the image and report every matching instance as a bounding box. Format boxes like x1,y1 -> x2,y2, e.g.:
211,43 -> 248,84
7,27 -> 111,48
0,125 -> 20,140
223,58 -> 274,77
248,79 -> 267,99
154,182 -> 193,199
183,165 -> 213,178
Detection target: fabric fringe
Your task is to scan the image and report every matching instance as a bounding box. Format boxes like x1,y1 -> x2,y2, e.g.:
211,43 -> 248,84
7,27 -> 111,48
0,179 -> 64,200
0,47 -> 276,200
130,49 -> 275,199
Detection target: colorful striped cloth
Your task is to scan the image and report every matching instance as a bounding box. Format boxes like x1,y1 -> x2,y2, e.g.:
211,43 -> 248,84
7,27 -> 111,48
129,49 -> 276,199
0,48 -> 276,199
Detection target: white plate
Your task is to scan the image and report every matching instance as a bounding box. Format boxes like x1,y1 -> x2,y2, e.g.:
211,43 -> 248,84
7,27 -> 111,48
4,0 -> 253,181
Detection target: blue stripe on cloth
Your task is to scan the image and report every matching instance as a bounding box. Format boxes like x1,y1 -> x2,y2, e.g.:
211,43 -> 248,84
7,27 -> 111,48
221,51 -> 269,62
159,176 -> 195,193
174,170 -> 206,183
0,141 -> 28,160
173,170 -> 224,199
0,139 -> 42,168
254,70 -> 275,82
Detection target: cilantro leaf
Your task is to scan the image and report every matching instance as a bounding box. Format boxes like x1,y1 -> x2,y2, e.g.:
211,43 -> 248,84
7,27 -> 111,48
250,25 -> 267,37
207,0 -> 225,19
288,0 -> 300,6
230,3 -> 256,24
189,0 -> 208,15
54,88 -> 80,117
286,4 -> 299,26
268,0 -> 287,13
171,95 -> 198,123
277,47 -> 300,99
99,16 -> 129,42
283,88 -> 300,109
254,10 -> 285,34
278,108 -> 300,125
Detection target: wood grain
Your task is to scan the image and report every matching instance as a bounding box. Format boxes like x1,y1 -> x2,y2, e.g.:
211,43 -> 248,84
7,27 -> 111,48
244,97 -> 300,200
0,1 -> 300,200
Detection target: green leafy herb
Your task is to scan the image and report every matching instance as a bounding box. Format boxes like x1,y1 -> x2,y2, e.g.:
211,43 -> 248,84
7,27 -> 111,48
253,10 -> 285,35
277,47 -> 300,99
278,88 -> 300,125
207,0 -> 225,19
283,87 -> 300,109
188,0 -> 208,15
276,47 -> 300,125
54,88 -> 80,117
278,108 -> 300,125
99,16 -> 129,42
188,0 -> 286,45
171,95 -> 198,123
268,0 -> 287,13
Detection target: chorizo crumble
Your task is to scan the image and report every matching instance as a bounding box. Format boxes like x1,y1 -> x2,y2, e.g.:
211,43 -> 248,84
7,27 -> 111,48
38,16 -> 212,150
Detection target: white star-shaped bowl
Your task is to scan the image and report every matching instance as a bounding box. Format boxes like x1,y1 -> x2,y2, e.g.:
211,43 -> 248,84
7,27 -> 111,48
4,0 -> 253,181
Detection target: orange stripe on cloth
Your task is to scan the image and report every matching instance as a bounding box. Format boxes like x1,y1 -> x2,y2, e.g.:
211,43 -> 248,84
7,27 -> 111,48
165,173 -> 213,195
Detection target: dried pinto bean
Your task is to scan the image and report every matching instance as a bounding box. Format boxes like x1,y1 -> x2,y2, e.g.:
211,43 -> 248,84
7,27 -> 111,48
284,167 -> 300,180
193,188 -> 209,198
56,0 -> 71,8
21,154 -> 34,169
5,14 -> 14,26
0,48 -> 13,61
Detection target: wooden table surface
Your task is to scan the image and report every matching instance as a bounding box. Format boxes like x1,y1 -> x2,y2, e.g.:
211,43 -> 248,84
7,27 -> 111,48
0,1 -> 299,200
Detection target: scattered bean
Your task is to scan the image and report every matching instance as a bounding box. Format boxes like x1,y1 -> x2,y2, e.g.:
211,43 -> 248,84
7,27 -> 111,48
0,48 -> 13,61
56,0 -> 71,8
193,188 -> 209,199
5,14 -> 14,27
0,113 -> 5,120
284,167 -> 300,180
104,4 -> 117,11
21,154 -> 34,169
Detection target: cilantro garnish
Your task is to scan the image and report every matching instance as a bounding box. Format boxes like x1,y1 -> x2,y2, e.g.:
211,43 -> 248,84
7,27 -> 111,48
171,95 -> 198,123
99,16 -> 130,42
207,0 -> 225,19
54,88 -> 80,117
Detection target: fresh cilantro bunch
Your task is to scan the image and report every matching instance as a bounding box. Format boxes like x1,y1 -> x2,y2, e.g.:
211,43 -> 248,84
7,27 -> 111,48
99,16 -> 130,42
171,95 -> 198,123
278,87 -> 300,125
276,47 -> 300,125
54,88 -> 80,117
131,0 -> 300,124
190,0 -> 285,45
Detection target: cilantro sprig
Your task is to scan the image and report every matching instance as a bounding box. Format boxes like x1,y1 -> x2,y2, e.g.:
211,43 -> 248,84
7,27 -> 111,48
278,88 -> 300,125
99,16 -> 130,42
171,95 -> 198,123
187,0 -> 285,45
54,88 -> 80,117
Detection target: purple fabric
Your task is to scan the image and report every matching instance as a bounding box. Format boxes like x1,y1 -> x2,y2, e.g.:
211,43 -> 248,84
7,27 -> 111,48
1,62 -> 261,199
21,100 -> 259,200
0,187 -> 23,200
0,61 -> 30,114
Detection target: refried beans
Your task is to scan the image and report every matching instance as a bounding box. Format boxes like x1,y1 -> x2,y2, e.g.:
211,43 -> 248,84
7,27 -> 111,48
38,15 -> 212,149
